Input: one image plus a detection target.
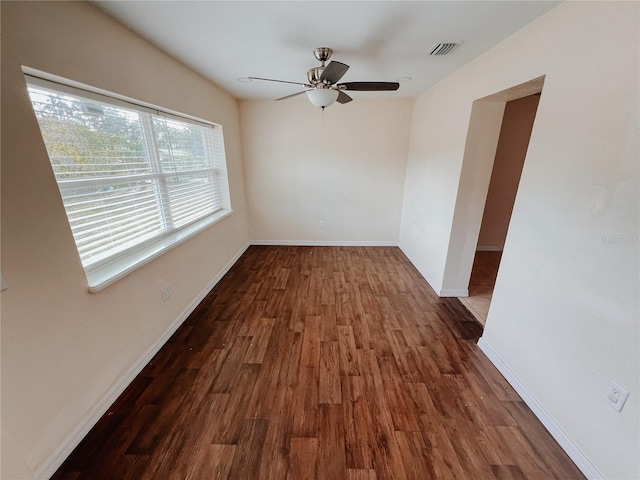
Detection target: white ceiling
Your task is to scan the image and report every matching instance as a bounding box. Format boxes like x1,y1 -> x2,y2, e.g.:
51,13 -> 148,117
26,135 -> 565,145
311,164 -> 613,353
94,1 -> 560,101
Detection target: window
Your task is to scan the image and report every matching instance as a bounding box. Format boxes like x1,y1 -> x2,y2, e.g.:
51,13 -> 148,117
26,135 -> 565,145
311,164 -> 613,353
26,73 -> 231,291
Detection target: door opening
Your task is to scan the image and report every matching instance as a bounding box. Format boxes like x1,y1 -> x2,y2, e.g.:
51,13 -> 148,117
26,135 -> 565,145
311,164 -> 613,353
459,93 -> 541,325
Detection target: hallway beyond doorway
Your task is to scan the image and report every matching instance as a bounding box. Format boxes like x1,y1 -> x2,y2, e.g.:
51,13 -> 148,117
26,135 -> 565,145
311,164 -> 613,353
459,251 -> 501,325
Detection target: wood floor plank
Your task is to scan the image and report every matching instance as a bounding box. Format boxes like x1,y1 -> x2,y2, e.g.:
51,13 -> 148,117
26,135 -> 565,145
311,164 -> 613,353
319,341 -> 342,404
343,379 -> 375,470
492,464 -> 529,480
273,266 -> 291,290
357,351 -> 409,480
446,419 -> 503,480
184,444 -> 236,480
209,363 -> 261,444
257,410 -> 292,480
136,429 -> 188,479
418,414 -> 467,480
226,418 -> 269,479
494,425 -> 558,480
288,438 -> 318,480
394,430 -> 438,480
376,356 -> 420,432
290,365 -> 318,438
125,368 -> 198,455
337,325 -> 360,376
317,404 -> 348,480
247,318 -> 296,417
301,315 -> 322,367
208,335 -> 253,394
507,401 -> 586,478
347,469 -> 378,480
52,246 -> 585,480
243,317 -> 276,364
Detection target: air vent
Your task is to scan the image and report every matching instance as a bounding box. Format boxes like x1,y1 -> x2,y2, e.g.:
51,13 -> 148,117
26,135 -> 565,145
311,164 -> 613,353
428,43 -> 459,56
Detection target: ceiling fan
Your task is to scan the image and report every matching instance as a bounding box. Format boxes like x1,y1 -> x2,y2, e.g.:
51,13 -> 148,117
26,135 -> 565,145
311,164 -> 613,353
248,47 -> 400,109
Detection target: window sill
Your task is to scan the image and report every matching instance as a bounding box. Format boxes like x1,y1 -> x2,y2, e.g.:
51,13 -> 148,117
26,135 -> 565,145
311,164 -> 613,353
87,209 -> 233,293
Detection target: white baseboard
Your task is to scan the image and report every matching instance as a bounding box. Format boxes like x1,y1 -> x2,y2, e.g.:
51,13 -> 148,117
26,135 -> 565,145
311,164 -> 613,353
398,245 -> 442,294
250,240 -> 399,247
440,288 -> 469,297
476,246 -> 503,252
35,242 -> 251,480
477,337 -> 603,480
398,246 -> 467,297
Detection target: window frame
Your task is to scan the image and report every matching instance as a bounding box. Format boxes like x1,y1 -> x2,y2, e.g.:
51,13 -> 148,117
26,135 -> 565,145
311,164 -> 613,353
24,69 -> 233,292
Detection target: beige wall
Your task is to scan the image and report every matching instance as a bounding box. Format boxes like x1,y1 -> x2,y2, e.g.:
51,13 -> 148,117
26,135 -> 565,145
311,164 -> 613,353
400,2 -> 638,478
240,98 -> 412,244
1,2 -> 249,478
477,94 -> 540,250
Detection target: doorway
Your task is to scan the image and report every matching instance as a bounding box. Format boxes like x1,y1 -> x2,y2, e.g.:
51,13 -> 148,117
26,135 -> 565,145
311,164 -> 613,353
459,93 -> 541,325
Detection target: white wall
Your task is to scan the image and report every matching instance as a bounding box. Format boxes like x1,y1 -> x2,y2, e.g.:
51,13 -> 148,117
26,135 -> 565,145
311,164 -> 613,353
400,2 -> 639,479
1,2 -> 249,478
240,98 -> 412,244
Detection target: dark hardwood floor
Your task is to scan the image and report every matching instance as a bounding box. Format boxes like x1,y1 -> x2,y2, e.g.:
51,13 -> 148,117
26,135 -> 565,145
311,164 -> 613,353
52,246 -> 584,479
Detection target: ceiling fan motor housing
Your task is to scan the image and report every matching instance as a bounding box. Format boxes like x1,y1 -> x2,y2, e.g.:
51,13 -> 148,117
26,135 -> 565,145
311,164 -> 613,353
307,66 -> 329,86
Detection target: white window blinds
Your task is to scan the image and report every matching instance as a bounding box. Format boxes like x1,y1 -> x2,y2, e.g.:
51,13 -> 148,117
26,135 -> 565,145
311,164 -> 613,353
26,75 -> 229,277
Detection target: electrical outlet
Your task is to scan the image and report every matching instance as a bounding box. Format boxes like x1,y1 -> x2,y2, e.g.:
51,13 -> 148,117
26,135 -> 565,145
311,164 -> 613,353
604,380 -> 629,412
160,285 -> 172,302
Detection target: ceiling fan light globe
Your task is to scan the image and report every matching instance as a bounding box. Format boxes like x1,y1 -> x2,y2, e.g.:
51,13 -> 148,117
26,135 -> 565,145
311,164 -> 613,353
306,88 -> 339,108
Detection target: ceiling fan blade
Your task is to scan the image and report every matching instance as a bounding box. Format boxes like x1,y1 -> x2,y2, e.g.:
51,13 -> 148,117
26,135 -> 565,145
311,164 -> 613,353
276,90 -> 312,101
336,91 -> 353,104
321,61 -> 349,84
339,81 -> 400,91
248,77 -> 311,87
